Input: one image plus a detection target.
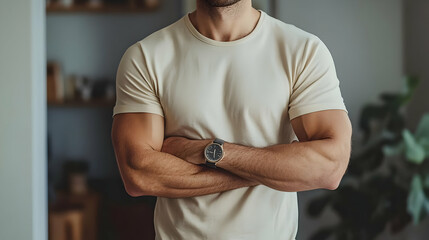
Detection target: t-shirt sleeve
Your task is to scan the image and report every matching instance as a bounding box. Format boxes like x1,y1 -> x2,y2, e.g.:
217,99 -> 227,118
113,42 -> 164,117
288,37 -> 347,120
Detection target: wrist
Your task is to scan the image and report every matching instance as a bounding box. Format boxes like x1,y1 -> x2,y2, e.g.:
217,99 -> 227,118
162,136 -> 194,160
177,137 -> 209,165
193,139 -> 211,165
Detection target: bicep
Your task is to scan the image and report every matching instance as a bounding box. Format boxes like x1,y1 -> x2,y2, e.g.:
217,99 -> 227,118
291,110 -> 352,143
112,113 -> 164,158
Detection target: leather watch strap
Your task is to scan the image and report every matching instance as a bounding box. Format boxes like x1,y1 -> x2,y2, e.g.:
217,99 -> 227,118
213,138 -> 224,145
205,161 -> 217,169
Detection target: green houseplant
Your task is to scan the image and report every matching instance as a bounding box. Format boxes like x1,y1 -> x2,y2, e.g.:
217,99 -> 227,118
308,77 -> 429,240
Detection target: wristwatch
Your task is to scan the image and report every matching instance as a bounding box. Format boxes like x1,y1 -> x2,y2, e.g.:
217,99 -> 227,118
204,138 -> 225,168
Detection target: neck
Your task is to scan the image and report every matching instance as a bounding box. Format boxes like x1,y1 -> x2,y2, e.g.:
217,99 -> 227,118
189,0 -> 261,42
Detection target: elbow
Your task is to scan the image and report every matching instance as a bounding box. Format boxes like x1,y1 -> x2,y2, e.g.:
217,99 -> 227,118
123,177 -> 160,197
123,181 -> 146,197
323,157 -> 349,191
324,141 -> 351,190
125,187 -> 141,197
321,167 -> 343,190
324,175 -> 342,190
124,178 -> 166,198
118,154 -> 156,197
120,165 -> 155,197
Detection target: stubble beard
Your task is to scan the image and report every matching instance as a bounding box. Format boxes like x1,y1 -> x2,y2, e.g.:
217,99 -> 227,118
203,0 -> 242,8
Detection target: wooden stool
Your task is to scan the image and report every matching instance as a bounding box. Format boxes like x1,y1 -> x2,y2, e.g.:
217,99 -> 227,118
49,209 -> 84,240
49,191 -> 100,240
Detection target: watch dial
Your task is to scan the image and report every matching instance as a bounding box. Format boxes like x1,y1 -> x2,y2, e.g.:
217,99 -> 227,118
205,144 -> 223,161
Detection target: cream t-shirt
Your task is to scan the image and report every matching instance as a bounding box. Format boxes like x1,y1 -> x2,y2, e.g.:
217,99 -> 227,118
113,10 -> 347,240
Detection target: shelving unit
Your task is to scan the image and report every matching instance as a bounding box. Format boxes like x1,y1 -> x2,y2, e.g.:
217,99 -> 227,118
45,0 -> 166,188
46,1 -> 160,14
45,3 -> 175,238
48,99 -> 115,108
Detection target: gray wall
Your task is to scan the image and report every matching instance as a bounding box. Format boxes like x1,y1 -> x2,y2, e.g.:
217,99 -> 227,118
275,1 -> 404,239
0,0 -> 47,239
404,0 -> 429,128
277,0 -> 404,130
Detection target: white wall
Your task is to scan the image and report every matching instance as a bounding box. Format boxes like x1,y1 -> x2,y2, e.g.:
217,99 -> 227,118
274,1 -> 404,239
0,0 -> 47,239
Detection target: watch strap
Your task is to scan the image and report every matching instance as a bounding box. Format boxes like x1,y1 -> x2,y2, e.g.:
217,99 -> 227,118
205,161 -> 217,169
213,138 -> 224,146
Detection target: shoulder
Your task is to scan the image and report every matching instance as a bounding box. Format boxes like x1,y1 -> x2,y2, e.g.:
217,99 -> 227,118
139,17 -> 186,53
122,17 -> 186,59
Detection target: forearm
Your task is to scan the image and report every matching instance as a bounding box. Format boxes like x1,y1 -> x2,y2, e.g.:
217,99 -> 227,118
216,139 -> 348,192
119,149 -> 255,198
165,137 -> 349,192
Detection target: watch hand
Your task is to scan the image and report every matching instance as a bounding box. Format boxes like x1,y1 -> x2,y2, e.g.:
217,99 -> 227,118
213,149 -> 216,158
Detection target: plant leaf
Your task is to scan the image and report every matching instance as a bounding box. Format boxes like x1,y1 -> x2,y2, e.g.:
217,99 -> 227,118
401,76 -> 419,104
407,175 -> 426,224
415,113 -> 429,139
402,129 -> 425,164
425,200 -> 429,214
383,142 -> 404,156
418,137 -> 429,156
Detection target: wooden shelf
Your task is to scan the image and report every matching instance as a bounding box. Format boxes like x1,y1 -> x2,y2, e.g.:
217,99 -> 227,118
48,99 -> 115,108
46,2 -> 160,14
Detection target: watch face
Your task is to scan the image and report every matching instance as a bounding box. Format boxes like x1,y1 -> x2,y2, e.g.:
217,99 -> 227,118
205,143 -> 223,162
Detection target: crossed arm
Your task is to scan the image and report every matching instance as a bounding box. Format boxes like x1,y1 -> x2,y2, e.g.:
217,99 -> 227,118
111,110 -> 352,198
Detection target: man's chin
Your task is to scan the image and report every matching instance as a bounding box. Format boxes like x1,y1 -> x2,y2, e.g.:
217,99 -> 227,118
203,0 -> 242,8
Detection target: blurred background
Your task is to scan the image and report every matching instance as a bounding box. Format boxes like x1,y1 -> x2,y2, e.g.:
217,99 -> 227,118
1,0 -> 429,239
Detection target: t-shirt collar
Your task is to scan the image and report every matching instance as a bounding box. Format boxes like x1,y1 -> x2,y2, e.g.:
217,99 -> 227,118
184,10 -> 266,47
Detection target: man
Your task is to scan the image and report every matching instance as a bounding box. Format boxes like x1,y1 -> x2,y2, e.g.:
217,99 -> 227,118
111,0 -> 352,239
